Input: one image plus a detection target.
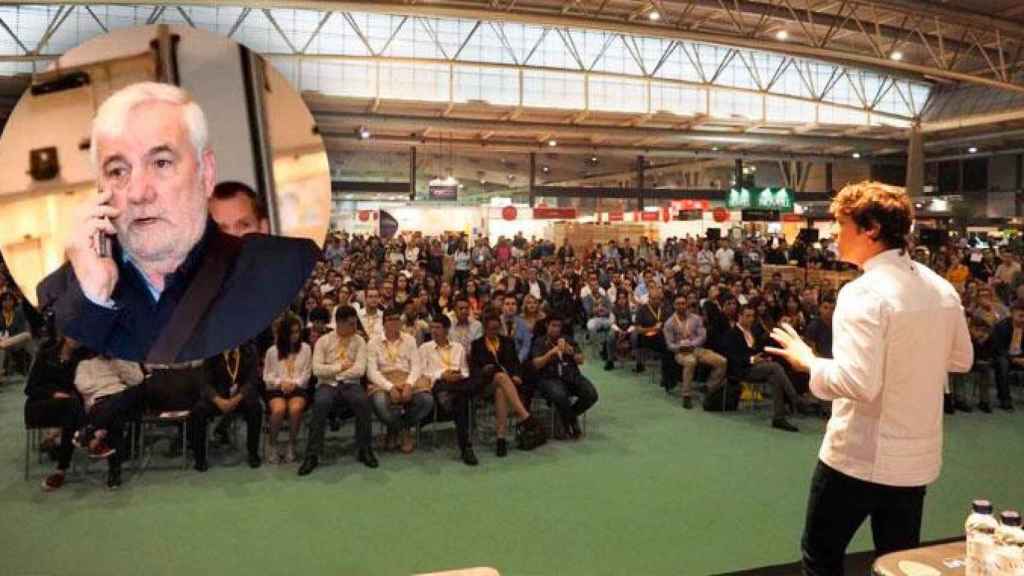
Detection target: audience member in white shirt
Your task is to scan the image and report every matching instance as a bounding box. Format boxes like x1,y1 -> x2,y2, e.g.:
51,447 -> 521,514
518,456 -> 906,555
299,305 -> 378,476
419,314 -> 477,466
767,182 -> 972,576
359,287 -> 385,340
263,315 -> 312,464
367,308 -> 435,454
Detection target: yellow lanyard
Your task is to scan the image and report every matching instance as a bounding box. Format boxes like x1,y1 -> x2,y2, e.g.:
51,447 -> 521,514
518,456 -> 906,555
485,336 -> 501,356
384,339 -> 401,365
437,344 -> 453,371
224,349 -> 240,384
648,303 -> 662,322
336,336 -> 351,364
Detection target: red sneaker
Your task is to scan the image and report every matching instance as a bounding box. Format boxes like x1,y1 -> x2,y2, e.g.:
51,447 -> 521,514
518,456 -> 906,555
41,472 -> 66,492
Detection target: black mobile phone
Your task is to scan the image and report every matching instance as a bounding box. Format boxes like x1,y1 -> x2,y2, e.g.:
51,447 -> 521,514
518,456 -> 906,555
94,188 -> 111,258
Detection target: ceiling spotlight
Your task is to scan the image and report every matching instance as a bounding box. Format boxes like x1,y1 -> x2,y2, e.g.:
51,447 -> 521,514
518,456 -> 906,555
711,146 -> 720,152
542,165 -> 550,173
775,30 -> 789,41
968,146 -> 978,154
590,155 -> 598,163
890,51 -> 903,61
852,152 -> 862,159
358,126 -> 371,140
648,10 -> 660,21
548,139 -> 557,147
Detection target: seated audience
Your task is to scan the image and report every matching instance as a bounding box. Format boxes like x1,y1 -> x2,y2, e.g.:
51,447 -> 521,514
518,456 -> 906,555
664,294 -> 726,409
470,313 -> 546,456
263,315 -> 313,464
194,342 -> 264,469
25,334 -> 86,492
530,316 -> 599,439
420,315 -> 478,465
301,305 -> 377,476
367,308 -> 435,454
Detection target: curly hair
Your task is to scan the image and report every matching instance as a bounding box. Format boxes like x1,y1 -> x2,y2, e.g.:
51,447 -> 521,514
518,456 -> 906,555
829,181 -> 913,251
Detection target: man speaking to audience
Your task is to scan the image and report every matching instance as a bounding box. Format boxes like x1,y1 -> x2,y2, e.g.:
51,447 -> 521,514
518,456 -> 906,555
766,182 -> 973,575
38,82 -> 319,363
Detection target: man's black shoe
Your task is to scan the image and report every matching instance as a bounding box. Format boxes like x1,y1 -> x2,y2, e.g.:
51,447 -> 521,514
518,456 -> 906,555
461,446 -> 479,466
193,459 -> 209,473
683,396 -> 693,410
298,455 -> 319,476
943,394 -> 955,414
604,360 -> 614,371
1001,400 -> 1015,412
357,448 -> 379,468
496,438 -> 508,458
106,468 -> 122,490
248,453 -> 262,469
980,402 -> 993,414
772,418 -> 799,433
633,363 -> 645,373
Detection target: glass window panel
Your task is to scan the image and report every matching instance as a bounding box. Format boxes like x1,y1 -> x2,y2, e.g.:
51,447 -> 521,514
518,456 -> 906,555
453,65 -> 519,105
709,90 -> 763,120
765,95 -> 816,123
522,70 -> 584,109
654,44 -> 704,83
650,82 -> 706,116
590,35 -> 643,75
818,103 -> 868,125
306,60 -> 376,98
379,61 -> 449,101
589,76 -> 647,113
459,20 -> 517,64
715,54 -> 759,90
773,61 -> 815,99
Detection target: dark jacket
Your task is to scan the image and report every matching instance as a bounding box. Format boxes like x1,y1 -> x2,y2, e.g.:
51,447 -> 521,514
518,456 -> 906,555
24,340 -> 83,403
528,334 -> 582,381
720,325 -> 765,380
990,317 -> 1021,358
469,334 -> 522,388
38,218 -> 319,363
205,341 -> 262,400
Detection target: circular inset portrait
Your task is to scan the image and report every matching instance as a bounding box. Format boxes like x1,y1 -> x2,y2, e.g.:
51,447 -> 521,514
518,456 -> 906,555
0,24 -> 330,363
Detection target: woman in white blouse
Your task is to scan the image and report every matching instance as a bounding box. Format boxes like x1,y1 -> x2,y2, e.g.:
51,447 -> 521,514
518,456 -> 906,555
263,315 -> 312,464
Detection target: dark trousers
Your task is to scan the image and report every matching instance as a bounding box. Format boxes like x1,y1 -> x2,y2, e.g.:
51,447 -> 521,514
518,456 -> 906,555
993,356 -> 1019,403
633,332 -> 680,388
143,367 -> 208,463
191,388 -> 263,461
802,461 -> 926,576
87,394 -> 136,473
24,396 -> 84,471
537,372 -> 599,426
307,382 -> 373,457
745,360 -> 802,421
434,378 -> 478,450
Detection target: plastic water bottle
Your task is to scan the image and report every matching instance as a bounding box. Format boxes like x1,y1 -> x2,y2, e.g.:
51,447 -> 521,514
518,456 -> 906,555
966,500 -> 999,576
990,511 -> 1024,576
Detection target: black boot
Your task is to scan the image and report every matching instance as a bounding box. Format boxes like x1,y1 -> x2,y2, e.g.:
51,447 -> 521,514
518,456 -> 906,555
460,445 -> 479,466
772,418 -> 799,432
496,438 -> 508,458
248,452 -> 262,469
297,455 -> 319,476
357,447 -> 379,468
604,360 -> 614,371
944,394 -> 955,415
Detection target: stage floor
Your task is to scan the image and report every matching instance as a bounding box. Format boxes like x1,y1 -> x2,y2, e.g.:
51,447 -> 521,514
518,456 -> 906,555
3,363 -> 1022,576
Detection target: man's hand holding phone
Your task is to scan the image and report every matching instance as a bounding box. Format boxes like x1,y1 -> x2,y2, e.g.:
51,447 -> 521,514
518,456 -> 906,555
67,189 -> 120,306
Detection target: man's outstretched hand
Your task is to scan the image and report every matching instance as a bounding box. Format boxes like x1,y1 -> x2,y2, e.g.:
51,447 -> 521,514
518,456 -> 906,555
764,322 -> 816,373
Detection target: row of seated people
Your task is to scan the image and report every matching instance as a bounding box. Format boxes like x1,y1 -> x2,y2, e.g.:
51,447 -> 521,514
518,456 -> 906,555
24,304 -> 598,491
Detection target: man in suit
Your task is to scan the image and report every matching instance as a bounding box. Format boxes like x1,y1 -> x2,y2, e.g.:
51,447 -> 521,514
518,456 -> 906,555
469,312 -> 545,457
530,315 -> 598,440
191,342 -> 264,469
988,298 -> 1024,411
722,303 -> 808,432
37,82 -> 319,364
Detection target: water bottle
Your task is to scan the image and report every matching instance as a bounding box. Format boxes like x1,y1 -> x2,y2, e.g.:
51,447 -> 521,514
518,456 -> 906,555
990,511 -> 1024,576
966,500 -> 999,576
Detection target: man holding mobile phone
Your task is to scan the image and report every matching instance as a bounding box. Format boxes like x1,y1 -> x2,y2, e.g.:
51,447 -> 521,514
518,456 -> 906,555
38,82 -> 319,364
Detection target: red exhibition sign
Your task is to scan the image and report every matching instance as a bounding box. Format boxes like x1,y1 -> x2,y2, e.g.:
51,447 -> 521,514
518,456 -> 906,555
608,211 -> 624,222
358,210 -> 371,222
712,207 -> 730,223
502,206 -> 518,220
640,211 -> 660,222
533,207 -> 577,219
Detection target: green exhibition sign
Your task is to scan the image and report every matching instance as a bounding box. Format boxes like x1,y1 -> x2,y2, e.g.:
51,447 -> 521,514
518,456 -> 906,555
726,187 -> 794,213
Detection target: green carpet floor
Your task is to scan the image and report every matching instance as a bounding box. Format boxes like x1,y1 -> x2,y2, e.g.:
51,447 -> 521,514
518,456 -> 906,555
3,364 -> 1023,576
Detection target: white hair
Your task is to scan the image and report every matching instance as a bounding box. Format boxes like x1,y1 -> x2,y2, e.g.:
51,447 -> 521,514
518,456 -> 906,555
90,81 -> 208,169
